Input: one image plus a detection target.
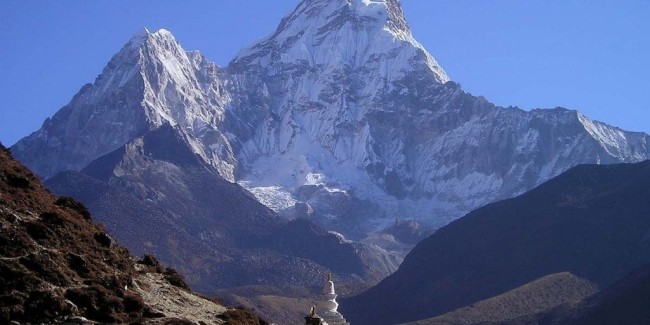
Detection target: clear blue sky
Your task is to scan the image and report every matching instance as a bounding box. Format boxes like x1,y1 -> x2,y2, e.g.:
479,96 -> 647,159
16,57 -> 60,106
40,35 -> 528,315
1,0 -> 649,146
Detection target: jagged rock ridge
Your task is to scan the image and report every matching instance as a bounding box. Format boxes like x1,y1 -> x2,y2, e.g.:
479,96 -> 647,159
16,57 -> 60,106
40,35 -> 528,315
11,0 -> 650,240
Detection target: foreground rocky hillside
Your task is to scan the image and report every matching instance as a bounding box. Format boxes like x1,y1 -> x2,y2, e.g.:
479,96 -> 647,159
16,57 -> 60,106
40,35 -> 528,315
0,144 -> 265,324
342,160 -> 650,324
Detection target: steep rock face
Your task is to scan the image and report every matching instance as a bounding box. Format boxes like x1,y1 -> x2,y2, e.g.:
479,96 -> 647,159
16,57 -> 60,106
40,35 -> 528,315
10,0 -> 650,235
224,0 -> 649,230
341,161 -> 650,325
226,0 -> 455,226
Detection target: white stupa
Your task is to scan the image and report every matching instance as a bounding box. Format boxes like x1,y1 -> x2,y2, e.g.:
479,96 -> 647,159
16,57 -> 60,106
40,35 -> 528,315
318,274 -> 349,325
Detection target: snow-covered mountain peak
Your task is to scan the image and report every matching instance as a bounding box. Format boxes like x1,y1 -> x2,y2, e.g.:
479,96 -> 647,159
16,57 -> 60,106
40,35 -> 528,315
122,28 -> 238,181
12,1 -> 649,241
125,28 -> 179,52
232,0 -> 448,83
11,27 -> 236,180
93,28 -> 187,93
145,28 -> 182,50
350,0 -> 411,36
128,27 -> 150,49
98,27 -> 222,130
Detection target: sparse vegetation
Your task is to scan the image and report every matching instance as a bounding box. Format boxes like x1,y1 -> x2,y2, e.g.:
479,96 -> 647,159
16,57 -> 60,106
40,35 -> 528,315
24,220 -> 52,240
164,267 -> 190,290
218,306 -> 270,325
162,318 -> 196,325
122,293 -> 146,313
138,254 -> 164,273
6,174 -> 30,188
55,195 -> 92,220
93,231 -> 113,248
39,210 -> 66,226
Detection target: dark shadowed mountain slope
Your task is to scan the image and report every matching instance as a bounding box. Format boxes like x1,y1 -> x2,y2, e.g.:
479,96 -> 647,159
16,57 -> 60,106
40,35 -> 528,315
0,144 -> 266,324
45,124 -> 398,294
341,160 -> 650,325
559,263 -> 650,325
400,272 -> 598,325
505,263 -> 650,325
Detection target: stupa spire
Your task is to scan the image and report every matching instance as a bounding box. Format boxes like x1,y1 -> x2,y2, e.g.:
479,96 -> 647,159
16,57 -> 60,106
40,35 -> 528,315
318,273 -> 349,325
